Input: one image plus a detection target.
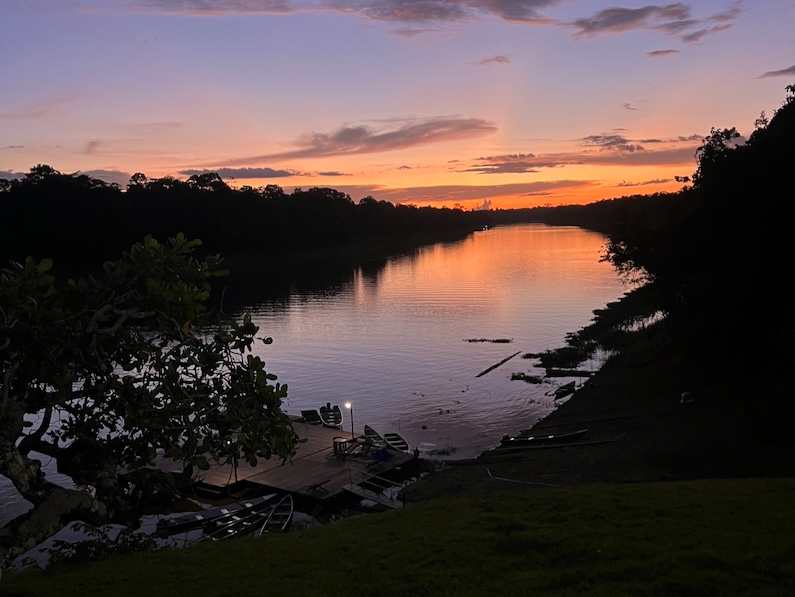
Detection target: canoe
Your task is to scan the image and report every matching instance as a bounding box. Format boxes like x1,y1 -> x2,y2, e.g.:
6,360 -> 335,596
553,381 -> 576,399
499,428 -> 588,447
256,494 -> 294,536
364,425 -> 387,449
301,409 -> 322,425
383,432 -> 410,452
156,494 -> 276,536
319,403 -> 343,428
204,495 -> 283,542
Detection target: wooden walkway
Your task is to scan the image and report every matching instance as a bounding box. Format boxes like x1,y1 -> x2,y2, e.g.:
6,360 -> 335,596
163,419 -> 413,500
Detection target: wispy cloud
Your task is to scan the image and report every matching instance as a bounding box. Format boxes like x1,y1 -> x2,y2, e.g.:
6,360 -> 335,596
136,0 -> 562,23
122,0 -> 746,46
571,3 -> 690,37
464,153 -> 541,174
390,27 -> 439,37
135,0 -> 293,15
681,22 -> 731,43
210,116 -> 497,165
653,18 -> 700,34
467,137 -> 700,174
180,167 -> 300,178
479,55 -> 511,65
571,1 -> 740,42
647,48 -> 680,57
317,170 -> 351,176
758,64 -> 795,79
709,2 -> 742,23
331,179 -> 597,204
678,1 -> 741,43
616,177 -> 671,187
581,133 -> 644,152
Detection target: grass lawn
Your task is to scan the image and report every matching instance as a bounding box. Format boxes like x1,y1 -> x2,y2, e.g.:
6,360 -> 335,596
5,478 -> 795,597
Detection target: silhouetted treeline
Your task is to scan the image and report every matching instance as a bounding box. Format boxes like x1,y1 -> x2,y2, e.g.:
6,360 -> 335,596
0,169 -> 485,266
548,87 -> 795,396
3,86 -> 793,367
605,87 -> 795,352
487,192 -> 682,238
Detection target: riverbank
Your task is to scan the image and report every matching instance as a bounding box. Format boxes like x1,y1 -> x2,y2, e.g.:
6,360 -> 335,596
6,477 -> 794,596
6,277 -> 795,595
407,291 -> 795,498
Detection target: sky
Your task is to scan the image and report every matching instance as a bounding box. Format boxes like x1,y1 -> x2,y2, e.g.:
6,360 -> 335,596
1,0 -> 793,208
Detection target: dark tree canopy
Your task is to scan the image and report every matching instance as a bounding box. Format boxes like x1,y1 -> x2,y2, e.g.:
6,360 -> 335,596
0,171 -> 483,267
0,235 -> 296,563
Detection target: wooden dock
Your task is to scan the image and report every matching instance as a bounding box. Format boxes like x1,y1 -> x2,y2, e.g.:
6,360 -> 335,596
162,418 -> 413,500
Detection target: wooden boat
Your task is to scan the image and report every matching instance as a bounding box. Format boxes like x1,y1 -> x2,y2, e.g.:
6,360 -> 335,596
364,425 -> 387,449
156,494 -> 276,536
383,431 -> 410,452
204,495 -> 283,542
319,403 -> 343,428
301,409 -> 322,425
499,428 -> 588,447
256,494 -> 294,535
553,381 -> 576,399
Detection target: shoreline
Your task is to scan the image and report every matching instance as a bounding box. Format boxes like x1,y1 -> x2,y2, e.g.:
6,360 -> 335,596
407,286 -> 795,500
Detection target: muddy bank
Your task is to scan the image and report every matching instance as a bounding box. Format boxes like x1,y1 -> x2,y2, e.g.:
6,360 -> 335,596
407,286 -> 795,500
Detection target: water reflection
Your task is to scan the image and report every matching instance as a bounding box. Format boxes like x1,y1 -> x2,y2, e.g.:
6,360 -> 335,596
0,224 -> 629,526
244,224 -> 630,459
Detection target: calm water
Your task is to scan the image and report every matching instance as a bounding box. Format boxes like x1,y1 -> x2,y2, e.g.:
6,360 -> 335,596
0,223 -> 628,525
248,223 -> 628,459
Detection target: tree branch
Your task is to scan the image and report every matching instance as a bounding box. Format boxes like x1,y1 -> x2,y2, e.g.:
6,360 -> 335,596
17,407 -> 53,456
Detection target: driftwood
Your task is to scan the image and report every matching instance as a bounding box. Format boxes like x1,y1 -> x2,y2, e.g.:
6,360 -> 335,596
476,351 -> 521,377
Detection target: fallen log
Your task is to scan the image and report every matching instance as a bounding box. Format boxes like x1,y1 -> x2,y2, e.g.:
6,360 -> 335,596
476,351 -> 521,378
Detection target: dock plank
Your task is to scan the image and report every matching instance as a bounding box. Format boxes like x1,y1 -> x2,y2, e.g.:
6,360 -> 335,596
165,418 -> 413,499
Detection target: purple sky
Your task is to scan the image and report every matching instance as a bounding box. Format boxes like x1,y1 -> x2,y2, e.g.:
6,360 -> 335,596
1,0 -> 793,206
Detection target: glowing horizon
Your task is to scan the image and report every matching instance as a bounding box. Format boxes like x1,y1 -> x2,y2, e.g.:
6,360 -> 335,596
1,0 -> 793,208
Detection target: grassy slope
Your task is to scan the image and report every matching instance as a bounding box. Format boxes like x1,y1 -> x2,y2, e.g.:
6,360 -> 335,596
6,478 -> 795,597
7,294 -> 795,595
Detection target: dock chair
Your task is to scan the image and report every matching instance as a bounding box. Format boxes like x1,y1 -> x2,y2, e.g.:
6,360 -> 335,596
301,409 -> 322,425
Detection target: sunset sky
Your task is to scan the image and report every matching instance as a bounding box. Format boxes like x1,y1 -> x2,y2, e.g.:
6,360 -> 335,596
2,0 -> 793,208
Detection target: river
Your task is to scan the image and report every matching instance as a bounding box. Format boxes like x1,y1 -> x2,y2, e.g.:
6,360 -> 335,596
0,223 -> 628,525
245,223 -> 628,458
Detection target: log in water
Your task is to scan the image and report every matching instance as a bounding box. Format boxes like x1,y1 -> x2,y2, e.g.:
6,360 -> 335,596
476,351 -> 522,378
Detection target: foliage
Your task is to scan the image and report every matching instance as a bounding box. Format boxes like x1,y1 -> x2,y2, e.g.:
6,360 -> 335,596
0,169 -> 483,266
599,85 -> 794,337
535,285 -> 663,370
43,522 -> 158,567
0,235 -> 296,557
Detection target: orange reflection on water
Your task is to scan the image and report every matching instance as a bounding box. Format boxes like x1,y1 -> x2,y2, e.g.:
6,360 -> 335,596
251,224 -> 629,458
